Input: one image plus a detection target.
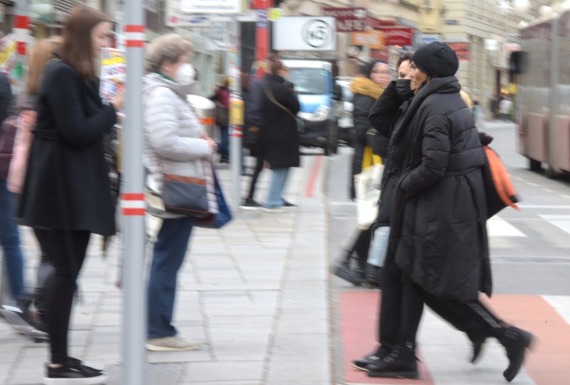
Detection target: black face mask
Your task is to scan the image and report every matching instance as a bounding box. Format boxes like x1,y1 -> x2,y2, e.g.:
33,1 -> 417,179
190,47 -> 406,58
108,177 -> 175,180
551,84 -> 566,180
395,79 -> 414,100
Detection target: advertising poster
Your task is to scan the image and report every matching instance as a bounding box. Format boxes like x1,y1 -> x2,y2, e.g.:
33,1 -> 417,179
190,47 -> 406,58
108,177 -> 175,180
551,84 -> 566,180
100,47 -> 126,103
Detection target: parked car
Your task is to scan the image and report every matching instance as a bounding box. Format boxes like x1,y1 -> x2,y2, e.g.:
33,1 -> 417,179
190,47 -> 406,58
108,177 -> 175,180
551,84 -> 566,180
283,59 -> 340,155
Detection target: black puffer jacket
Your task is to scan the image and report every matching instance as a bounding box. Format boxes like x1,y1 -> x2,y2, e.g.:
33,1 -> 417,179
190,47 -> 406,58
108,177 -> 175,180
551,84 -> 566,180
388,76 -> 490,302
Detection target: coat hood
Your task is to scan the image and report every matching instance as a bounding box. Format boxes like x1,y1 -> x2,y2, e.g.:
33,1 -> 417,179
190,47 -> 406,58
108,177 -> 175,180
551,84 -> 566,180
143,72 -> 189,100
350,77 -> 383,100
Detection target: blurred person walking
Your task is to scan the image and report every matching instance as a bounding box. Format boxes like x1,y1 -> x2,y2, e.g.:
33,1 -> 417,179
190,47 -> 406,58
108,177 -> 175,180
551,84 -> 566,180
0,66 -> 25,305
211,77 -> 230,163
358,42 -> 533,382
333,61 -> 391,286
18,5 -> 122,384
143,34 -> 217,351
258,55 -> 300,212
6,37 -> 62,331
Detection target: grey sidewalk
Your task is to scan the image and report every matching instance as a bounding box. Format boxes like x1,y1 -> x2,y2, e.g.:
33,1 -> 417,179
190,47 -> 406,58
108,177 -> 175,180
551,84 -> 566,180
1,154 -> 332,385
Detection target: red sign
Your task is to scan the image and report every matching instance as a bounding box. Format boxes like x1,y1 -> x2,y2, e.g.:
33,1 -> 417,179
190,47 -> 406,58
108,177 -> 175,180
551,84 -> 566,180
323,7 -> 367,32
376,27 -> 414,47
447,42 -> 470,62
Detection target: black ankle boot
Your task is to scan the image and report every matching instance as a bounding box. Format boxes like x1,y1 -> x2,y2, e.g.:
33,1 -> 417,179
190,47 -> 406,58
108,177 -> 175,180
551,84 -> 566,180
367,343 -> 418,379
498,326 -> 534,382
351,345 -> 391,371
468,334 -> 487,364
332,261 -> 365,286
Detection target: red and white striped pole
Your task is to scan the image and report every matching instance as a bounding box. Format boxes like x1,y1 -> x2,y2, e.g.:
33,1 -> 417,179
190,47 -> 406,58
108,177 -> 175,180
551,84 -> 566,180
121,0 -> 146,383
12,0 -> 30,95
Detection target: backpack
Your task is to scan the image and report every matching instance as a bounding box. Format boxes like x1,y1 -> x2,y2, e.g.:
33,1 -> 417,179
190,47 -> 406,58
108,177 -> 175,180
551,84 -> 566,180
0,115 -> 18,178
479,132 -> 520,218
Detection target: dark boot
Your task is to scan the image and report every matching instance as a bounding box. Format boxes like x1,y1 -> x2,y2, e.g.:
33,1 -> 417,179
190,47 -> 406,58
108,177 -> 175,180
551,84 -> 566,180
333,260 -> 365,286
364,264 -> 382,289
367,343 -> 418,379
498,326 -> 534,382
468,334 -> 487,364
351,344 -> 391,371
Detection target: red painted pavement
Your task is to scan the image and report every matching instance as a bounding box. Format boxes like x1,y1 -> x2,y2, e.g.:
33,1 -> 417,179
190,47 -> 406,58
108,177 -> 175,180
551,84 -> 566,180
339,291 -> 570,385
339,291 -> 434,385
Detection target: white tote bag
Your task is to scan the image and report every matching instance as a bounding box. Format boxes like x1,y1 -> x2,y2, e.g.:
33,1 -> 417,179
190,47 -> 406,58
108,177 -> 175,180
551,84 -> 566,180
354,162 -> 384,229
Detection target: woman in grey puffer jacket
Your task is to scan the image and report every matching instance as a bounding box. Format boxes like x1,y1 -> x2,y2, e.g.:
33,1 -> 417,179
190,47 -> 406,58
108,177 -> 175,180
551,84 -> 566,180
143,34 -> 217,352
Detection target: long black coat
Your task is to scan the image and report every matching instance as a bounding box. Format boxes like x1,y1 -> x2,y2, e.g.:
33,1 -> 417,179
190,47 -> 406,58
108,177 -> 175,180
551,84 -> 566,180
19,60 -> 117,235
259,74 -> 301,169
388,76 -> 491,302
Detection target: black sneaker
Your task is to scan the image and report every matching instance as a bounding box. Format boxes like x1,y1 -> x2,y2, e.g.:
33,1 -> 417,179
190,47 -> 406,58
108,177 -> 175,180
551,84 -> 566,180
43,358 -> 107,384
240,198 -> 263,210
352,345 -> 391,371
282,200 -> 297,209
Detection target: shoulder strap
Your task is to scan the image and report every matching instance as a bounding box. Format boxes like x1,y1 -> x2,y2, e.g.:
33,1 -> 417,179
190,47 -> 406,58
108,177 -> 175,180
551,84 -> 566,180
264,85 -> 297,121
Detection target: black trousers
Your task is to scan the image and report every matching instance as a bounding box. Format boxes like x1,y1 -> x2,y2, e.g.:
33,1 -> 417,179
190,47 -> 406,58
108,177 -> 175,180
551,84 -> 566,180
46,229 -> 91,364
246,153 -> 264,200
378,252 -> 505,350
33,227 -> 54,320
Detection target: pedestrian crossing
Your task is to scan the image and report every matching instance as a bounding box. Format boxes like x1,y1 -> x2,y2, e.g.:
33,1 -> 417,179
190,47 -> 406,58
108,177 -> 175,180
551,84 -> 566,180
339,292 -> 570,385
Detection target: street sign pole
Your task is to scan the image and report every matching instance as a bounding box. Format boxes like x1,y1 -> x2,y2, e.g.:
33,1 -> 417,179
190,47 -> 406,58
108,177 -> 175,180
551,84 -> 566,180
12,0 -> 29,96
120,0 -> 146,384
229,16 -> 243,208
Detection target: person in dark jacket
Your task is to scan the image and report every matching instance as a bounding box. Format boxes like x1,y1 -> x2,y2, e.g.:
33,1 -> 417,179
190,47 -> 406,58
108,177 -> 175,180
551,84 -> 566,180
259,55 -> 301,212
349,60 -> 390,200
18,6 -> 121,383
358,42 -> 534,382
241,72 -> 265,209
355,51 -> 486,374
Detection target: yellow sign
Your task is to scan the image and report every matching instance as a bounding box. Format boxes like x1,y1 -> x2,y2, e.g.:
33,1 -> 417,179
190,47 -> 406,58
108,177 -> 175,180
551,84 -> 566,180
351,31 -> 385,50
268,8 -> 283,21
230,98 -> 244,126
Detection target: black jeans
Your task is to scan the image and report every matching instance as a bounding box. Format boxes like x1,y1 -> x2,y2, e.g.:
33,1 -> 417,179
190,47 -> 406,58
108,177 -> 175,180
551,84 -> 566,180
378,252 -> 505,350
246,153 -> 264,200
46,229 -> 91,364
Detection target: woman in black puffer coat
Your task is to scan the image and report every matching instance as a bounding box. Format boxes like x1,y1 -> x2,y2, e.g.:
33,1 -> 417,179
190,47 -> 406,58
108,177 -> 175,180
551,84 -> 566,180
360,42 -> 534,383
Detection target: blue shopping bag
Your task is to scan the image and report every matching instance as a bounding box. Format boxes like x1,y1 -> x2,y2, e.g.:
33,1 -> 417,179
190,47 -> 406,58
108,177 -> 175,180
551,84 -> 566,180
195,171 -> 232,229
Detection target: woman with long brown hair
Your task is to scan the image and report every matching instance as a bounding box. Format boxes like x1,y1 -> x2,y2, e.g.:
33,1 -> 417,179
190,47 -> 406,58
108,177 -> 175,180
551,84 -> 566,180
18,5 -> 122,383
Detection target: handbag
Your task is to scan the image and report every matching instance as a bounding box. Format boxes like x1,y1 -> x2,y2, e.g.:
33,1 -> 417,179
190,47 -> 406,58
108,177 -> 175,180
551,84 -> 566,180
215,101 -> 229,127
161,174 -> 210,217
146,173 -> 211,218
195,170 -> 232,229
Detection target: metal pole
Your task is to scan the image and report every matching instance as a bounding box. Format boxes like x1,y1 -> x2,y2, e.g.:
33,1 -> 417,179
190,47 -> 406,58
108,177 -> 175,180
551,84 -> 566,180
120,0 -> 146,384
12,0 -> 29,97
229,16 -> 243,208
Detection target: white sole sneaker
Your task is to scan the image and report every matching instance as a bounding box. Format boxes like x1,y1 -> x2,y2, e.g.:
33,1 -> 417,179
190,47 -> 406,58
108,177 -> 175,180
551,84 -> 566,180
43,373 -> 108,385
262,207 -> 286,213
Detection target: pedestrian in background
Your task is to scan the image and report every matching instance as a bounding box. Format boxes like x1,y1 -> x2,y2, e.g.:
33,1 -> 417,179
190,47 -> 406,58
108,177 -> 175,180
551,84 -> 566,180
334,61 -> 391,287
18,5 -> 122,383
143,33 -> 217,351
241,70 -> 265,209
349,60 -> 391,200
0,65 -> 25,305
258,54 -> 300,212
211,76 -> 230,163
7,36 -> 62,332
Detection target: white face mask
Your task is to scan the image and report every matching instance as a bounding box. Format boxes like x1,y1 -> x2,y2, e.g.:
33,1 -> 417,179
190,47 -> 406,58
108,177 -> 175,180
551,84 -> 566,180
175,63 -> 196,85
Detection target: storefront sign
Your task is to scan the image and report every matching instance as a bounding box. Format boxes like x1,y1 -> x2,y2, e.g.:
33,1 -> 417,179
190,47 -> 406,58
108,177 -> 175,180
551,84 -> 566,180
323,7 -> 367,32
447,42 -> 470,62
351,30 -> 385,50
273,17 -> 336,51
180,0 -> 241,13
377,27 -> 414,47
